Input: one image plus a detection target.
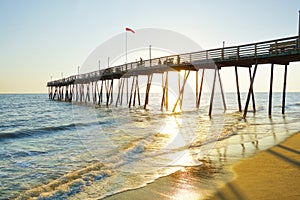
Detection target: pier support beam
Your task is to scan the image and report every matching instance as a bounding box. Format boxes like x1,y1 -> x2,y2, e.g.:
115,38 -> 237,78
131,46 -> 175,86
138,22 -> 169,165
161,72 -> 169,111
116,79 -> 123,107
133,76 -> 140,107
75,84 -> 78,102
180,71 -> 188,110
52,87 -> 57,100
85,83 -> 90,103
120,78 -> 125,105
144,74 -> 153,109
98,81 -> 103,105
209,68 -> 217,117
172,70 -> 190,112
235,66 -> 242,112
243,63 -> 258,118
95,81 -> 99,105
65,85 -> 68,101
70,84 -> 74,101
249,68 -> 256,113
105,79 -> 113,106
110,79 -> 114,105
93,82 -> 97,104
196,68 -> 205,109
178,71 -> 181,108
268,64 -> 274,117
282,64 -> 288,114
196,71 -> 198,107
217,68 -> 226,111
129,76 -> 136,108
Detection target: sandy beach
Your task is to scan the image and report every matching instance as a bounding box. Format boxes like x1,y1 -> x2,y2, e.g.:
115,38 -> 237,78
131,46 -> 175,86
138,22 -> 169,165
207,132 -> 300,200
102,132 -> 300,200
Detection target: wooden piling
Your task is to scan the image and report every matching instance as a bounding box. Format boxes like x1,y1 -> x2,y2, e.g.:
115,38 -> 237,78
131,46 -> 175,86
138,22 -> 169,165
116,79 -> 122,107
178,71 -> 181,108
197,68 -> 205,109
133,80 -> 137,107
96,81 -> 99,104
53,87 -> 57,100
75,84 -> 78,102
161,73 -> 165,111
217,68 -> 226,111
65,85 -> 68,102
93,82 -> 97,104
243,63 -> 258,118
144,74 -> 153,109
249,68 -> 256,113
110,79 -> 114,105
136,76 -> 141,106
209,69 -> 217,117
180,71 -> 187,110
235,66 -> 242,112
196,70 -> 199,107
268,63 -> 274,117
105,80 -> 109,105
282,64 -> 288,114
86,83 -> 90,103
129,76 -> 135,108
71,84 -> 74,101
99,81 -> 103,105
172,70 -> 190,112
120,78 -> 125,105
165,72 -> 168,110
91,82 -> 94,103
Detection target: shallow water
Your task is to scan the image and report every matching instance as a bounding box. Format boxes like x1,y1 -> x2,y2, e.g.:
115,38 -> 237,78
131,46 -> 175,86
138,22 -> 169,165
0,92 -> 299,199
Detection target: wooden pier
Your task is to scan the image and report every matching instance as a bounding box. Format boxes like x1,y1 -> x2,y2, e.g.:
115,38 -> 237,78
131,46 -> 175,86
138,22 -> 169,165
47,35 -> 300,118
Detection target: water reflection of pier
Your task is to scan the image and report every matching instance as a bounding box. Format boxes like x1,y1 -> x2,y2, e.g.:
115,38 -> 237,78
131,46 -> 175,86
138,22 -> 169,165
47,36 -> 300,118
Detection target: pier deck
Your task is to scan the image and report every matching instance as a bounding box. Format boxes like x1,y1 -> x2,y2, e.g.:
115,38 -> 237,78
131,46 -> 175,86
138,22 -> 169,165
47,35 -> 300,117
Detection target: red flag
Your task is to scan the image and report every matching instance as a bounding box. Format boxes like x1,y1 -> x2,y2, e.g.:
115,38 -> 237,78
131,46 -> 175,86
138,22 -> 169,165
125,27 -> 135,34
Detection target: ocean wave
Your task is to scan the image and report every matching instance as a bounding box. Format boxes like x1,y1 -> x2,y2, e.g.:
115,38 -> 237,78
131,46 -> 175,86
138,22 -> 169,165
0,149 -> 47,160
16,162 -> 112,200
0,121 -> 102,141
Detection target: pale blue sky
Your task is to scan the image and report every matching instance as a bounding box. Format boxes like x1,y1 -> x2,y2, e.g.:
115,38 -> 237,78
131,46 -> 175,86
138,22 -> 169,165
0,0 -> 299,93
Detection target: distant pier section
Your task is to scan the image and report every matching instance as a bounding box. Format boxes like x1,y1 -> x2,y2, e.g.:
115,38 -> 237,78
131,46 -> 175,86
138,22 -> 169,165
47,35 -> 300,118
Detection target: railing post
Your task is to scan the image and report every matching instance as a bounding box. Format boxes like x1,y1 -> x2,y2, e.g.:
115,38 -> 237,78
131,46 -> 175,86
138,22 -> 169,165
254,44 -> 257,57
149,45 -> 152,67
236,47 -> 240,60
222,48 -> 224,61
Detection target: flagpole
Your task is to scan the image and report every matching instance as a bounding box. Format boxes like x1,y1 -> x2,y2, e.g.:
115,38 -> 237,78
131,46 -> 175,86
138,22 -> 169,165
126,31 -> 128,64
125,30 -> 128,103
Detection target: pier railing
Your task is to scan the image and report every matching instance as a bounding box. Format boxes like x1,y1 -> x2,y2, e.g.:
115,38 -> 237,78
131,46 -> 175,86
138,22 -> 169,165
47,36 -> 299,86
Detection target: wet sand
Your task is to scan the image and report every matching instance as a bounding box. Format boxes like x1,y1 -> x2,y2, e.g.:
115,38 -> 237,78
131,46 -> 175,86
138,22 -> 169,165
207,132 -> 300,200
103,132 -> 300,200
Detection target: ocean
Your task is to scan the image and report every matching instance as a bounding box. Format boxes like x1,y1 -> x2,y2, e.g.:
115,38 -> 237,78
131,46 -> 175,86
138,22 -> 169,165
0,92 -> 299,199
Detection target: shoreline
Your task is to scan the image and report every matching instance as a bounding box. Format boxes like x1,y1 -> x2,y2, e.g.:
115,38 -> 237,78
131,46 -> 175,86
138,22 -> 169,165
102,131 -> 300,200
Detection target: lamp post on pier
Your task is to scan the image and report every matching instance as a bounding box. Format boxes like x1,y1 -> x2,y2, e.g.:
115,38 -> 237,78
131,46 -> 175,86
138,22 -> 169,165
298,10 -> 300,49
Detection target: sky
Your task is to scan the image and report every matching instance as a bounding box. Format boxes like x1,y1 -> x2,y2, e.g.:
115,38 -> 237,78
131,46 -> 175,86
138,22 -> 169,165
0,0 -> 300,93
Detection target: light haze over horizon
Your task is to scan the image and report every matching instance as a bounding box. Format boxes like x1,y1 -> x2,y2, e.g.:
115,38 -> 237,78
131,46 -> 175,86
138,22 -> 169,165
0,0 -> 300,93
